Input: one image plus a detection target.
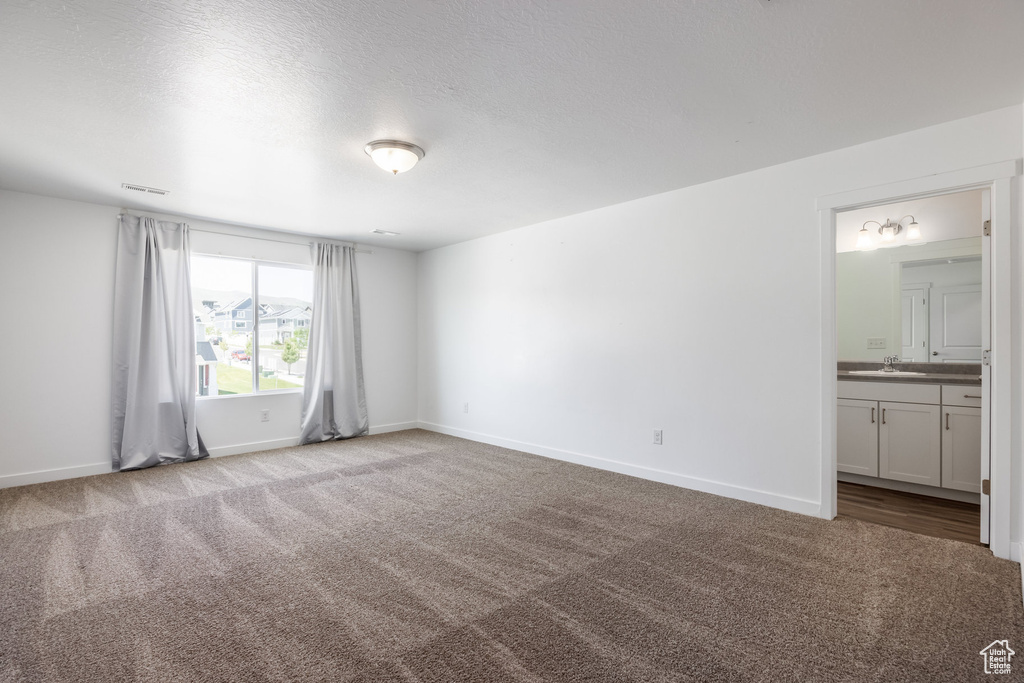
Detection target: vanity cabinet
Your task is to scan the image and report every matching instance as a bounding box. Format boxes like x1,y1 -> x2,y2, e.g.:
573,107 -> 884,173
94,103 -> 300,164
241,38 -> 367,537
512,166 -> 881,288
837,381 -> 976,491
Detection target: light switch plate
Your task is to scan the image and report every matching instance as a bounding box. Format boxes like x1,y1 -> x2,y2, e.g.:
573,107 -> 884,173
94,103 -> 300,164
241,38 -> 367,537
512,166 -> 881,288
866,337 -> 886,349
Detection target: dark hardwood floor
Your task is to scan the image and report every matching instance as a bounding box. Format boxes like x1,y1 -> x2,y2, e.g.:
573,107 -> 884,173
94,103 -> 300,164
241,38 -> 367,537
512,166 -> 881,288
837,481 -> 982,545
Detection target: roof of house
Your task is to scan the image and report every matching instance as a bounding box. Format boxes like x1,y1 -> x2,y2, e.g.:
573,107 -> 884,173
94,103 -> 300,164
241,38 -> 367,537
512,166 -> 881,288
196,341 -> 218,363
214,297 -> 252,314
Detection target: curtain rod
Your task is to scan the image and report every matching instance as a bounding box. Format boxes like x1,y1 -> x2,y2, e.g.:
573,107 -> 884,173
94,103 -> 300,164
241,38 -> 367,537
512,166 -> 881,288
118,211 -> 373,254
189,226 -> 373,254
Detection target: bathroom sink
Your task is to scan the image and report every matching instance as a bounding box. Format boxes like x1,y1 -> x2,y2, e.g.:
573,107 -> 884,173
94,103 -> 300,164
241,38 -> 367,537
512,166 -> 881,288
847,370 -> 926,376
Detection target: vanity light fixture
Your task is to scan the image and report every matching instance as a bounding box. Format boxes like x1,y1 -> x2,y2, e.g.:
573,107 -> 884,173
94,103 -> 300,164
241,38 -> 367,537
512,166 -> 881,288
857,215 -> 922,250
364,140 -> 425,175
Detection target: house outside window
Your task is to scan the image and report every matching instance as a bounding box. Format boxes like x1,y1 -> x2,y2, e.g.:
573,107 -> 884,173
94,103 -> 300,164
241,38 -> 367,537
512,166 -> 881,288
191,255 -> 313,396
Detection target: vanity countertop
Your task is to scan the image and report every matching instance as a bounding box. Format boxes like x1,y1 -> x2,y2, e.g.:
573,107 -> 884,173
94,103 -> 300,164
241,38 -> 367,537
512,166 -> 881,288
837,371 -> 981,386
837,361 -> 982,386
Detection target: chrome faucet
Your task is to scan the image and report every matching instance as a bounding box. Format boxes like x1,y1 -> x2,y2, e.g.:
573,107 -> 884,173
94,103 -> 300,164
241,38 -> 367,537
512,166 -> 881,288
882,355 -> 900,372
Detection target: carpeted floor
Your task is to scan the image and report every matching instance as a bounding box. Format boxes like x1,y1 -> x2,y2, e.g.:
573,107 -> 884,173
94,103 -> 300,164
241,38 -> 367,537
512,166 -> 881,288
1,430 -> 1022,682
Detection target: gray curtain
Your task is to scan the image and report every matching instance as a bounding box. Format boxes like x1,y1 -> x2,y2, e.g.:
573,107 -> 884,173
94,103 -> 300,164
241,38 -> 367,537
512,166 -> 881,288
299,243 -> 368,444
111,214 -> 207,470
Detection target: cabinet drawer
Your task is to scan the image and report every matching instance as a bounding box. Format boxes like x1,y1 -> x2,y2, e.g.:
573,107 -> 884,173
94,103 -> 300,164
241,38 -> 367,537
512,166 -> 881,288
838,381 -> 940,404
942,385 -> 983,408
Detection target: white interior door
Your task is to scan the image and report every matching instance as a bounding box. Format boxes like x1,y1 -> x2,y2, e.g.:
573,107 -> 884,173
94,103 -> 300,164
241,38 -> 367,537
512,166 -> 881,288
901,286 -> 928,361
929,284 -> 982,362
979,189 -> 991,545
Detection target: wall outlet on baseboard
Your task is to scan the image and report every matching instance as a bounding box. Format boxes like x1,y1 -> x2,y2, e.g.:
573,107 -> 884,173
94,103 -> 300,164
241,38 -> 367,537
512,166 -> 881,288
653,429 -> 663,445
260,409 -> 270,422
463,402 -> 469,414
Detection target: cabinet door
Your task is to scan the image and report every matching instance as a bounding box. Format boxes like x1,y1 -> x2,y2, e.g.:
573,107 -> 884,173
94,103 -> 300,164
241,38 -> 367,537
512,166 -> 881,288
941,406 -> 981,493
879,402 -> 941,486
837,399 -> 878,477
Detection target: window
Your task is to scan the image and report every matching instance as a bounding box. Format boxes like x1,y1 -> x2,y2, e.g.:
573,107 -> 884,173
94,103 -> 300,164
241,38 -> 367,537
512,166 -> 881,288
191,255 -> 313,396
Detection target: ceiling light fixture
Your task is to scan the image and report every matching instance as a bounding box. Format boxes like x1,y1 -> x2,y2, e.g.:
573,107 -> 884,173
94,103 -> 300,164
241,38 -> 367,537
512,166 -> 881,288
364,140 -> 424,175
857,215 -> 922,250
370,229 -> 401,236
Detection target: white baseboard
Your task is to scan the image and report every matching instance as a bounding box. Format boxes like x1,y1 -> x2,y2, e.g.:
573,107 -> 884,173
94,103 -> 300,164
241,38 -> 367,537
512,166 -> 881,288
1,423 -> 419,488
417,422 -> 821,518
0,462 -> 111,489
1013,543 -> 1024,609
369,421 -> 419,435
205,437 -> 301,459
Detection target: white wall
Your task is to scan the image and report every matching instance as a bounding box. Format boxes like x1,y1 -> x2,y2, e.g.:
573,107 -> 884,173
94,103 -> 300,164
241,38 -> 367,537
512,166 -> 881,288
0,189 -> 419,486
417,105 -> 1023,520
0,192 -> 118,484
1015,102 -> 1024,559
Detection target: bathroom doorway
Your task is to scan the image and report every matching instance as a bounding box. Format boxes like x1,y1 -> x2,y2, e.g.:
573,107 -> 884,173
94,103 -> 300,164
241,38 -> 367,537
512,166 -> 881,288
818,160 -> 1016,558
834,189 -> 986,544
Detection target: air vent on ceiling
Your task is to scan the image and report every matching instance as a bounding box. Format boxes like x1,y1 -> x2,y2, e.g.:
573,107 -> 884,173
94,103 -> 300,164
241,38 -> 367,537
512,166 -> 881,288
370,229 -> 401,236
122,183 -> 170,196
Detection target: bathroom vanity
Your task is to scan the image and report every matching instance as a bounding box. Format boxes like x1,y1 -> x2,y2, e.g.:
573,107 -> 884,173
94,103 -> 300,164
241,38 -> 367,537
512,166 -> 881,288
836,363 -> 982,495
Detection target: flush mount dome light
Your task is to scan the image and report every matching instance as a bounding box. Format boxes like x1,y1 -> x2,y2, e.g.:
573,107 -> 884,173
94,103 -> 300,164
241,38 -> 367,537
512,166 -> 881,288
364,140 -> 424,175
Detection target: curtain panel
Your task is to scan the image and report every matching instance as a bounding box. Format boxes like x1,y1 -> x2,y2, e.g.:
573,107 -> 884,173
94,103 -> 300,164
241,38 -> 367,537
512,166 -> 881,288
111,214 -> 207,470
299,243 -> 368,444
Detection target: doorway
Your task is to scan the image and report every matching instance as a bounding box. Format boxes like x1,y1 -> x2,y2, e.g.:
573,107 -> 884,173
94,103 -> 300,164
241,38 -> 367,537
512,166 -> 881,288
817,160 -> 1016,560
835,190 -> 985,543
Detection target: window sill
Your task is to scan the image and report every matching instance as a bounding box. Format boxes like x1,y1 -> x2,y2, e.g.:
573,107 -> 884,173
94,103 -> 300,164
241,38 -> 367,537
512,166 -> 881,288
197,388 -> 303,400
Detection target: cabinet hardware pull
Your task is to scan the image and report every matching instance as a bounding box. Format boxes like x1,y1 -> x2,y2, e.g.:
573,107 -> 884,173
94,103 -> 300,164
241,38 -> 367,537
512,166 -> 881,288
946,413 -> 950,430
881,408 -> 886,425
871,407 -> 875,424
963,394 -> 981,399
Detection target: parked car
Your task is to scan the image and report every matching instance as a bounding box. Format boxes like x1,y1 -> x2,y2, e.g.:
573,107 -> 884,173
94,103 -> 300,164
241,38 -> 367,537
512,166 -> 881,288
231,350 -> 251,361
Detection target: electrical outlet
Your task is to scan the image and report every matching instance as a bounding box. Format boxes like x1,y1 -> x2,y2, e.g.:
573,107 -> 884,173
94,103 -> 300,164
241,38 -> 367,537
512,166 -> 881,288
653,429 -> 663,445
260,409 -> 270,422
866,337 -> 887,349
463,402 -> 469,414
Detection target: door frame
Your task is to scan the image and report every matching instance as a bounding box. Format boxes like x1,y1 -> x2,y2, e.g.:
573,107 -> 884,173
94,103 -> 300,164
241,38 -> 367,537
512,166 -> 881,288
817,159 -> 1019,560
900,285 -> 929,362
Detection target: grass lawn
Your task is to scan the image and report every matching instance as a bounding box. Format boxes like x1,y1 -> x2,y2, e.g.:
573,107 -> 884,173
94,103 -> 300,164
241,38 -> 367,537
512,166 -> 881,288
215,363 -> 301,394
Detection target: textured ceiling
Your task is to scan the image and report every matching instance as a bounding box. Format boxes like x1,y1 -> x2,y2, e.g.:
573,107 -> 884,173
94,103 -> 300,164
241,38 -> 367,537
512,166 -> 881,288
1,1 -> 1023,251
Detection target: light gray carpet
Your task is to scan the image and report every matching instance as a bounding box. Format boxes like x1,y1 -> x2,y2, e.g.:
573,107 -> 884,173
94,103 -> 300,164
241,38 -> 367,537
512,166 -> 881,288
1,429 -> 1021,682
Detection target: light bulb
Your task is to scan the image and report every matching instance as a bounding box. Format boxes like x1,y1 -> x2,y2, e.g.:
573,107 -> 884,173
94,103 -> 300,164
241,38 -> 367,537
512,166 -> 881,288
856,227 -> 873,250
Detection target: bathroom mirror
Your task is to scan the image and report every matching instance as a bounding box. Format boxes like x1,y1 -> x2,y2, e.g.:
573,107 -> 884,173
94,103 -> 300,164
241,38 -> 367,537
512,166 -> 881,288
835,190 -> 984,363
